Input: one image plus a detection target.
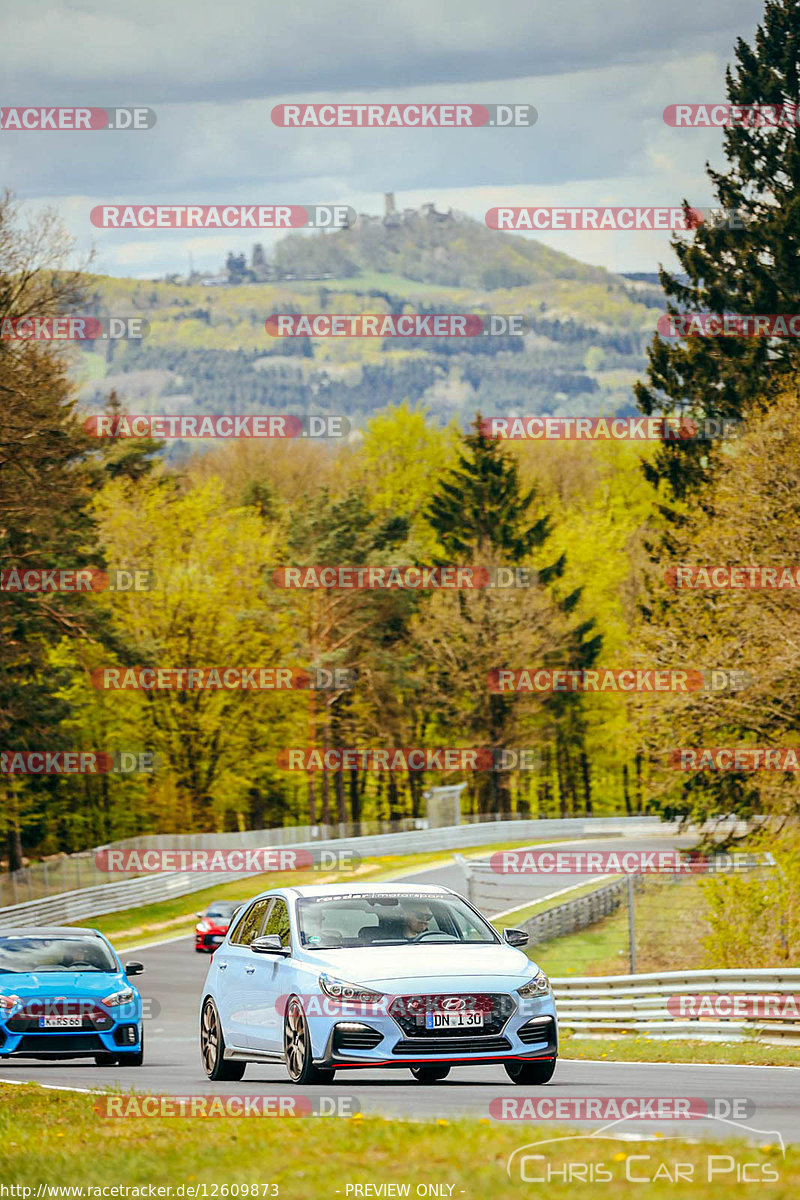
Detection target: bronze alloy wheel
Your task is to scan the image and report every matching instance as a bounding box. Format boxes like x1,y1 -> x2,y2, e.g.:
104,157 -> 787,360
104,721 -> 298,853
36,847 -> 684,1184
283,996 -> 334,1085
200,998 -> 245,1081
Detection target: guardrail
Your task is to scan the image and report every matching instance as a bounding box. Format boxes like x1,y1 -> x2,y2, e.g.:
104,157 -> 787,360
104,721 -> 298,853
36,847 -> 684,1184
516,876 -> 645,942
0,816 -> 673,929
1,812 -> 679,909
551,968 -> 800,1043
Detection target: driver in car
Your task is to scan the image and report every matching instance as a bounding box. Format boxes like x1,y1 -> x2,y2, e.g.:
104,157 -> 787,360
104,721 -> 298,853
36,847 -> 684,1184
401,903 -> 434,939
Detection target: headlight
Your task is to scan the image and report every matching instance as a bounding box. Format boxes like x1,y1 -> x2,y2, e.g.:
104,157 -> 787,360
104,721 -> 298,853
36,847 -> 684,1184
517,969 -> 550,997
102,988 -> 135,1007
319,974 -> 384,1003
0,994 -> 20,1011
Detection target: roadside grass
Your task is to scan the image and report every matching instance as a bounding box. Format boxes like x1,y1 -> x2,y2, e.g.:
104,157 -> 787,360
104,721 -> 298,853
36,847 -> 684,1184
81,838 -> 561,950
530,875 -> 711,978
558,1032 -> 800,1067
0,1083 -> 795,1198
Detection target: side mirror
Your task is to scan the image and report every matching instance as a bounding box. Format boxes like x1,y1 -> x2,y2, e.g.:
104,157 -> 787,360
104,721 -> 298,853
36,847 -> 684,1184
251,934 -> 290,956
195,913 -> 205,920
503,928 -> 529,948
124,961 -> 145,976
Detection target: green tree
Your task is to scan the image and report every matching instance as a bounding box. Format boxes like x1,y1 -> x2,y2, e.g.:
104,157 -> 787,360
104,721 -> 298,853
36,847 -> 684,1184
636,0 -> 800,500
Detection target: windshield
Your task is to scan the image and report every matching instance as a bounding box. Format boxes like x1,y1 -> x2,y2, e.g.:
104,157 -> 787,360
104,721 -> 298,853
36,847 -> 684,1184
0,936 -> 118,974
205,904 -> 239,919
296,893 -> 500,950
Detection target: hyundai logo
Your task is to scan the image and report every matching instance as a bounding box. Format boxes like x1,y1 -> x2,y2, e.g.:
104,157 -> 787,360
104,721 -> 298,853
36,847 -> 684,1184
441,996 -> 467,1011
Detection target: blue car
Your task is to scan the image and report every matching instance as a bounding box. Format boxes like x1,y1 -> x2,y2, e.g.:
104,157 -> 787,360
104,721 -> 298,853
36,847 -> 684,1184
0,926 -> 145,1065
200,883 -> 557,1085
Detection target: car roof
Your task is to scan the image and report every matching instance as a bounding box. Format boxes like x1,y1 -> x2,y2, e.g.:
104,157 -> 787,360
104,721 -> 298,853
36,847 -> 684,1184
285,883 -> 455,898
0,927 -> 106,937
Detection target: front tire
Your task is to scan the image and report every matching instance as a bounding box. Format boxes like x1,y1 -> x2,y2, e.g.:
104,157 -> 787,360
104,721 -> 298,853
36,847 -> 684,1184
505,1057 -> 556,1085
284,996 -> 334,1085
201,999 -> 246,1081
410,1065 -> 451,1083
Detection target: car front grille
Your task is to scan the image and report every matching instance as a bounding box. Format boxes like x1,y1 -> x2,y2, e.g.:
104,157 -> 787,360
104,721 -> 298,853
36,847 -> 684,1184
393,1034 -> 512,1055
388,993 -> 514,1038
7,1005 -> 112,1034
14,1033 -> 105,1054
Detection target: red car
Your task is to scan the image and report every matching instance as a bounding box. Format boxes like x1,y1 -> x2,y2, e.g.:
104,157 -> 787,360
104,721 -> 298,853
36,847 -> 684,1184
194,901 -> 243,953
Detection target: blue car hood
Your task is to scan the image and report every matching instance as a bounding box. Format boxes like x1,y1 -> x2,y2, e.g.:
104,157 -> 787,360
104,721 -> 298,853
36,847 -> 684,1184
0,971 -> 131,999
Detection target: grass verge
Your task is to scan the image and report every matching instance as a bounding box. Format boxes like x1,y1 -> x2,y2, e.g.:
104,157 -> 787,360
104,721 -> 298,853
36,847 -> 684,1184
530,875 -> 713,977
0,1083 -> 795,1198
559,1031 -> 800,1067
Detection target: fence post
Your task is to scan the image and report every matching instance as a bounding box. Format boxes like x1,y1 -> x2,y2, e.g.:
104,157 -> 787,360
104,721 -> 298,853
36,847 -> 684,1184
454,854 -> 472,904
627,874 -> 636,974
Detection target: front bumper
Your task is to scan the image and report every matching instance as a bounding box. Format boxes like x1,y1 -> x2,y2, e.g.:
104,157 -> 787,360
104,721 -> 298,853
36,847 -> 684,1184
306,991 -> 558,1070
195,931 -> 226,951
0,1009 -> 142,1059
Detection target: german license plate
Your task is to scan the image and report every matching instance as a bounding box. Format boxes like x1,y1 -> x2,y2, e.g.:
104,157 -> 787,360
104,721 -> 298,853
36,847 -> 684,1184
425,1011 -> 484,1029
39,1015 -> 82,1028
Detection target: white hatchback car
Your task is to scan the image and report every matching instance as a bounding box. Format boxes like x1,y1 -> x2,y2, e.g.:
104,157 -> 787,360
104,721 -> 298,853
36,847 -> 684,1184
200,883 -> 557,1085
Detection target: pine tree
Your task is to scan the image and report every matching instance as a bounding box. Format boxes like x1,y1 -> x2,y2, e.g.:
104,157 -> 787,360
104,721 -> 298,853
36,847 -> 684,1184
636,0 -> 800,499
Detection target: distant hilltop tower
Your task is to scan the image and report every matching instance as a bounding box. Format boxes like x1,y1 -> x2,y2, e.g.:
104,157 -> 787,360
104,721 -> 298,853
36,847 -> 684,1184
384,192 -> 396,217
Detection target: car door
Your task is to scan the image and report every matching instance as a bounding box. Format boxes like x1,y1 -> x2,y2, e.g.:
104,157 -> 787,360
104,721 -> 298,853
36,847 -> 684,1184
246,897 -> 293,1053
213,897 -> 271,1049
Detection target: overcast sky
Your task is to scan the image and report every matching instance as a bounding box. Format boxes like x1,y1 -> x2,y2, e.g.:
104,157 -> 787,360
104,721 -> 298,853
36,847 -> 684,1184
0,0 -> 766,277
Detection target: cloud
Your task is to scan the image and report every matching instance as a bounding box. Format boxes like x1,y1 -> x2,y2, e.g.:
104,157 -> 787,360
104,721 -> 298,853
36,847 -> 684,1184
0,0 -> 765,273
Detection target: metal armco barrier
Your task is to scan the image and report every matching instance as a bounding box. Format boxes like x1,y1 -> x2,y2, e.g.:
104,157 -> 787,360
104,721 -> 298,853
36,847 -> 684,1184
517,876 -> 645,943
552,968 -> 800,1044
0,816 -> 672,928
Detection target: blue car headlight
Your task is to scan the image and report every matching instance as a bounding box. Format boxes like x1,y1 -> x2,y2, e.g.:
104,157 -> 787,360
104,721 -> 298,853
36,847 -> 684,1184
517,969 -> 550,998
319,974 -> 384,1004
0,994 -> 20,1014
102,987 -> 135,1008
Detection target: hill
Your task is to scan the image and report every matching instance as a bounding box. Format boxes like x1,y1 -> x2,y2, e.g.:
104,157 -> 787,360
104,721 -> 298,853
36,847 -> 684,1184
73,207 -> 664,430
